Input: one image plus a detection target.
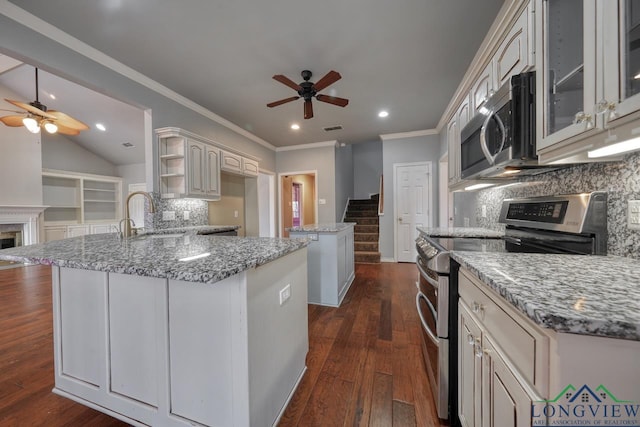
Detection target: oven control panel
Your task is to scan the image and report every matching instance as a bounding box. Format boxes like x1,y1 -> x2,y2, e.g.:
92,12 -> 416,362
505,200 -> 568,224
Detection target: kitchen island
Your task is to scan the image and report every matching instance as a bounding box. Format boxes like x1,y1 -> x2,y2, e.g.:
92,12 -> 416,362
0,233 -> 310,427
288,223 -> 355,307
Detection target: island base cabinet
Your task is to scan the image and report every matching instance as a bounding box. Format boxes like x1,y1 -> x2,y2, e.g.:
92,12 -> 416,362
51,247 -> 309,427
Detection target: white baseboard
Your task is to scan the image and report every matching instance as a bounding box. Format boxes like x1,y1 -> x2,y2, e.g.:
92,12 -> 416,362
380,257 -> 396,263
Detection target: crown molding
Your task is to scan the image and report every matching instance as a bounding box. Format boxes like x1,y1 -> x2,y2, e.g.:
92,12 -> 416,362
275,140 -> 337,152
435,0 -> 530,133
379,129 -> 438,141
0,1 -> 277,152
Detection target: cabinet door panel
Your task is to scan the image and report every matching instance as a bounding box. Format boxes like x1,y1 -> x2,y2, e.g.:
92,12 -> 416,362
472,62 -> 495,113
496,7 -> 530,86
242,158 -> 259,177
187,141 -> 205,195
447,117 -> 459,185
221,150 -> 243,174
459,302 -> 482,427
483,337 -> 533,427
206,147 -> 221,197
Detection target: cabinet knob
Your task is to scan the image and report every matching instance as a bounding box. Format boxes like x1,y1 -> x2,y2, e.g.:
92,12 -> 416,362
472,301 -> 484,315
595,99 -> 618,123
467,333 -> 475,345
573,111 -> 594,129
474,343 -> 484,358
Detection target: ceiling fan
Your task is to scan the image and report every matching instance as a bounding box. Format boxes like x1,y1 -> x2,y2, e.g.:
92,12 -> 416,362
267,70 -> 349,119
0,68 -> 89,136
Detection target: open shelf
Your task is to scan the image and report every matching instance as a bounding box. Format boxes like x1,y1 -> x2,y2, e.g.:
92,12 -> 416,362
554,64 -> 584,93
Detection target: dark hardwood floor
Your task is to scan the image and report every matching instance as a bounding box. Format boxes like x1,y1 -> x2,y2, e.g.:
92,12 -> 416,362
0,262 -> 444,426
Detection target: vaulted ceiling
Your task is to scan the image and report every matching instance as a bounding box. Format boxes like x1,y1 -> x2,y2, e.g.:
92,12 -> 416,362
3,0 -> 504,150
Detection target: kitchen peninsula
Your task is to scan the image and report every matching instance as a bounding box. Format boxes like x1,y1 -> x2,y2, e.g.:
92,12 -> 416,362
0,232 -> 309,427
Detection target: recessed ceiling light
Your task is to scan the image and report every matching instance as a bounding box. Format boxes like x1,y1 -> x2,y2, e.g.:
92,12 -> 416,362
378,110 -> 389,118
96,123 -> 106,131
291,123 -> 300,130
49,94 -> 56,100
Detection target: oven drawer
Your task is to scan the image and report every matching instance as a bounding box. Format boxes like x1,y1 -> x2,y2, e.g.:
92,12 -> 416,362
459,268 -> 549,394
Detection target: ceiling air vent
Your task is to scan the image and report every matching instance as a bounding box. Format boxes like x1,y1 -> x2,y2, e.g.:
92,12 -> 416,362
323,125 -> 343,132
122,142 -> 135,148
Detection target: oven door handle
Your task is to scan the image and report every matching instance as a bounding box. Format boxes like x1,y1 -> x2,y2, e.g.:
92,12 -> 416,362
415,256 -> 439,290
479,109 -> 506,166
416,291 -> 440,346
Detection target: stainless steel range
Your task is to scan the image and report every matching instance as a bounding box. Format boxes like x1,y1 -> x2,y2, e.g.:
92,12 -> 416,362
415,191 -> 608,422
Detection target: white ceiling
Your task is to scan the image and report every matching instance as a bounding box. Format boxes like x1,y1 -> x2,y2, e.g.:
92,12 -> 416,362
0,61 -> 145,165
4,0 -> 504,148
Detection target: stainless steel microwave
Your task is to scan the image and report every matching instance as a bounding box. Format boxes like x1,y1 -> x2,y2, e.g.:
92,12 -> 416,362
460,71 -> 547,179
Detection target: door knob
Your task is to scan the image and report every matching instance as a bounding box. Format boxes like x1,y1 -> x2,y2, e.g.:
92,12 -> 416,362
398,217 -> 403,222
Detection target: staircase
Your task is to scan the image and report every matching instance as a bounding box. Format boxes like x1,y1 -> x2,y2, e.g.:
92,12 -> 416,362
344,195 -> 381,264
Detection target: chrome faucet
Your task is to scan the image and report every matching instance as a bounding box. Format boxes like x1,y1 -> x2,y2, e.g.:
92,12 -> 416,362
120,191 -> 156,238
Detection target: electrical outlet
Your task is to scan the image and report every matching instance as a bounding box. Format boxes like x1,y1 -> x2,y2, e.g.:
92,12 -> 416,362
162,211 -> 176,221
481,205 -> 487,218
234,210 -> 239,218
183,211 -> 190,220
318,199 -> 326,205
464,217 -> 470,227
629,200 -> 640,230
279,284 -> 291,306
309,233 -> 318,241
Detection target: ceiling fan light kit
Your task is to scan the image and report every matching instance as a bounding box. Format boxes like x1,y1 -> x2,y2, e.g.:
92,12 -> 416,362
267,70 -> 349,119
0,68 -> 89,135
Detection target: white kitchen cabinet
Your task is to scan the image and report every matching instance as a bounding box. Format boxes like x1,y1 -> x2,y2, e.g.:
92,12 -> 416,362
458,268 -> 547,427
156,129 -> 221,201
67,225 -> 90,238
494,3 -> 534,87
90,224 -> 117,234
471,62 -> 496,114
44,226 -> 67,242
447,94 -> 471,187
221,149 -> 259,177
220,150 -> 243,175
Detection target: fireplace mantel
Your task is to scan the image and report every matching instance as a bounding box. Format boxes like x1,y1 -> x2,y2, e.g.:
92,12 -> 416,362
0,205 -> 48,245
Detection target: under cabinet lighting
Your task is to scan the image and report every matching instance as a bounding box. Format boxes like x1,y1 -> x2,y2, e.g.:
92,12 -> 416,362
587,136 -> 640,158
179,252 -> 211,262
464,183 -> 496,191
634,72 -> 640,80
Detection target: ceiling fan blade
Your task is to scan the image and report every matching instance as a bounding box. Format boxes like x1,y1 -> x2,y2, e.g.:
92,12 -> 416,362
267,96 -> 300,108
273,75 -> 302,91
313,70 -> 341,92
55,124 -> 81,136
304,99 -> 313,119
47,110 -> 89,130
0,115 -> 26,127
4,99 -> 56,119
316,94 -> 349,107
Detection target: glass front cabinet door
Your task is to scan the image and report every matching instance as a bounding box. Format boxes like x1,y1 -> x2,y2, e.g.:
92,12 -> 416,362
603,0 -> 640,123
536,0 -> 600,152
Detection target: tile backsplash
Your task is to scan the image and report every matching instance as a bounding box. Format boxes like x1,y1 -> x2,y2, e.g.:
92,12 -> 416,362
472,151 -> 640,259
144,193 -> 209,230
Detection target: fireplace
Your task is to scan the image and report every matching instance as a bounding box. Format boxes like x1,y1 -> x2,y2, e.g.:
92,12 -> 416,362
0,229 -> 22,249
0,206 -> 47,246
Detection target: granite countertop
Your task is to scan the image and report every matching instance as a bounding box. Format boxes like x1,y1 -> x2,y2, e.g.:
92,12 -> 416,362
417,227 -> 504,238
451,251 -> 640,341
141,225 -> 240,236
0,233 -> 308,284
287,222 -> 357,233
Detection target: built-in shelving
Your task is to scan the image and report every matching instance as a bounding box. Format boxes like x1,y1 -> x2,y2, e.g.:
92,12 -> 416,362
42,169 -> 123,225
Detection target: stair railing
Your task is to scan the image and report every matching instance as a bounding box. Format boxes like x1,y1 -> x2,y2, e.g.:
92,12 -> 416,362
378,175 -> 384,216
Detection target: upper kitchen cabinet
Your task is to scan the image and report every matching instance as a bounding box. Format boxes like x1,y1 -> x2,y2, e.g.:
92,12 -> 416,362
472,62 -> 496,114
536,0 -> 640,163
220,150 -> 260,177
156,128 -> 221,201
448,94 -> 471,186
602,1 -> 640,126
536,0 -> 600,154
495,3 -> 534,88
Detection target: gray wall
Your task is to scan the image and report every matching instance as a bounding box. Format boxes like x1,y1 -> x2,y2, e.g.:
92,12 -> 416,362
0,14 -> 276,178
381,134 -> 441,260
276,145 -> 336,225
42,134 -> 117,176
352,140 -> 383,199
334,144 -> 354,221
0,83 -> 43,206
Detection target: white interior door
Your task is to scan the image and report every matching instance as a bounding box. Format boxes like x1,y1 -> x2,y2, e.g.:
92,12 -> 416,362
128,183 -> 147,228
395,162 -> 431,262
